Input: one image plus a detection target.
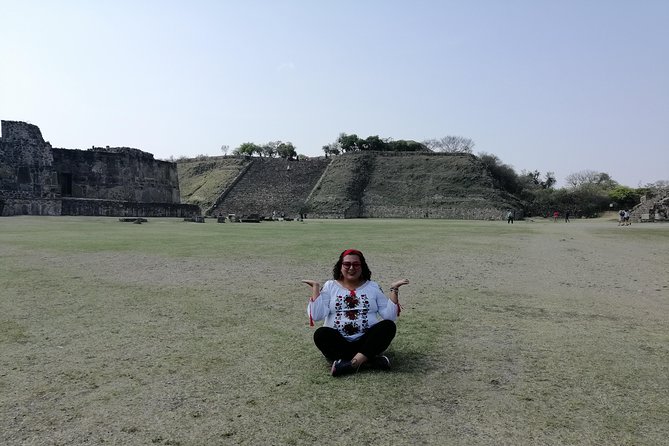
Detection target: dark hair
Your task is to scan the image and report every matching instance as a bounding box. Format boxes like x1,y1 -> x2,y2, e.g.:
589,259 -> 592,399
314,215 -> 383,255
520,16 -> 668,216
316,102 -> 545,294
332,249 -> 372,281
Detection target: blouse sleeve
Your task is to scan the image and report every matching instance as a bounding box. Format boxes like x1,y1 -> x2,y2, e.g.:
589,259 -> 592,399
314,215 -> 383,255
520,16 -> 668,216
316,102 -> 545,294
306,280 -> 332,322
375,282 -> 399,321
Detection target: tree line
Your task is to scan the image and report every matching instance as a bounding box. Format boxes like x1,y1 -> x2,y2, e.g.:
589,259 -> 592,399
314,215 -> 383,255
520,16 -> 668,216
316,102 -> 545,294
222,133 -> 474,159
479,155 -> 665,217
226,141 -> 298,159
321,133 -> 430,156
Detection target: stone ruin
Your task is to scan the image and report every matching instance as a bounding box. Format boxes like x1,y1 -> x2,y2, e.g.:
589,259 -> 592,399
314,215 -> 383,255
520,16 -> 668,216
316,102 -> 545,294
0,120 -> 199,217
631,190 -> 669,222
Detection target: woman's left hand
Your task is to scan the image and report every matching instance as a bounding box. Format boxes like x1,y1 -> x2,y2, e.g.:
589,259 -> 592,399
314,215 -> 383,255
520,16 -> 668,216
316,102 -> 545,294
301,279 -> 321,301
391,279 -> 410,288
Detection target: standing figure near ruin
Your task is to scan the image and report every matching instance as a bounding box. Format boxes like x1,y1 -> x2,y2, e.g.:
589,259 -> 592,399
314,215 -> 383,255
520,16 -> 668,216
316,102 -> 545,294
624,210 -> 631,226
301,249 -> 409,377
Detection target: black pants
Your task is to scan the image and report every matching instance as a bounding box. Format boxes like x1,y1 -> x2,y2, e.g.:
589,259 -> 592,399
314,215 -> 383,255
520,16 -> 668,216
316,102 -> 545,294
313,320 -> 396,361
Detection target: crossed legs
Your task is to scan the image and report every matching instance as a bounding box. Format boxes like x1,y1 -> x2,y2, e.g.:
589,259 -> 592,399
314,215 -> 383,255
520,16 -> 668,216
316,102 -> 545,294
313,320 -> 396,367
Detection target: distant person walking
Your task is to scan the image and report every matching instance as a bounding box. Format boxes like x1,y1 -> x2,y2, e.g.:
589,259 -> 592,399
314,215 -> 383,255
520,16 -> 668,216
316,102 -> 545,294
507,210 -> 514,224
618,210 -> 625,226
565,210 -> 570,223
624,210 -> 631,226
553,210 -> 559,222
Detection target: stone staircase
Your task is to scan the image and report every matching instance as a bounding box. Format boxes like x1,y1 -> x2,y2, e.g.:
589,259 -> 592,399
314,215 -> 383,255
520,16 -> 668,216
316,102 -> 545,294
631,190 -> 669,222
210,157 -> 330,218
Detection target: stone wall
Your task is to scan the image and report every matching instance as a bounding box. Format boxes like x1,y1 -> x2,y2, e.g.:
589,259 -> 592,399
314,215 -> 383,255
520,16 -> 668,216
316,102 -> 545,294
61,198 -> 199,218
52,148 -> 180,203
362,204 -> 507,220
1,120 -> 46,141
0,198 -> 62,216
0,121 -> 58,202
1,120 -> 199,217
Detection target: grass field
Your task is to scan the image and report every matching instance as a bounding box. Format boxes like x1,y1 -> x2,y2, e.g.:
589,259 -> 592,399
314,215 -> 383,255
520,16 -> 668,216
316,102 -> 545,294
1,216 -> 668,445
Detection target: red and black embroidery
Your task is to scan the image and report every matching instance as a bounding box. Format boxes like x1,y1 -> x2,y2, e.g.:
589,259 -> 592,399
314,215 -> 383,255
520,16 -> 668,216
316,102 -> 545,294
334,287 -> 373,337
344,294 -> 359,308
343,322 -> 359,335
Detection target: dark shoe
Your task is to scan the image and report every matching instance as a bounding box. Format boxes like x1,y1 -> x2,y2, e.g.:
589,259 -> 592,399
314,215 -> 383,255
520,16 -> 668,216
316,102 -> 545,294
372,355 -> 391,371
331,359 -> 355,377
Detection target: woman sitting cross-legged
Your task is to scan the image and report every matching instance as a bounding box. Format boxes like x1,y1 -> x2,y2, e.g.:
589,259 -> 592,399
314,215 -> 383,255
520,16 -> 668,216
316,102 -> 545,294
302,249 -> 409,377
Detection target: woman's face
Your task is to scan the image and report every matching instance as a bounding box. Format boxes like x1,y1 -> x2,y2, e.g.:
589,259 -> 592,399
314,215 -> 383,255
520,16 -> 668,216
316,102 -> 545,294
341,254 -> 362,282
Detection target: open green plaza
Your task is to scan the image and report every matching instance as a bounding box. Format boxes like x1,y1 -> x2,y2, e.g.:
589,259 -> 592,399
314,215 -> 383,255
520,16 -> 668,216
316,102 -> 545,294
1,216 -> 667,445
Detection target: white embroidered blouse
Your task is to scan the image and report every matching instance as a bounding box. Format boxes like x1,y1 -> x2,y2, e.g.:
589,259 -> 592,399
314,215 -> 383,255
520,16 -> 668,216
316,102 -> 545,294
307,280 -> 398,341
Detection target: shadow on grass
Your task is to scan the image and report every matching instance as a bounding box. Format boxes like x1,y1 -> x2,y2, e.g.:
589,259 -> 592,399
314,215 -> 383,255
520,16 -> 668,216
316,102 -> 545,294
385,348 -> 438,374
306,349 -> 437,377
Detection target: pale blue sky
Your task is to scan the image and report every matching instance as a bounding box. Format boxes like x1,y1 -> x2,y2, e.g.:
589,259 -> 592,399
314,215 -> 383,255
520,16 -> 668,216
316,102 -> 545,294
1,0 -> 667,187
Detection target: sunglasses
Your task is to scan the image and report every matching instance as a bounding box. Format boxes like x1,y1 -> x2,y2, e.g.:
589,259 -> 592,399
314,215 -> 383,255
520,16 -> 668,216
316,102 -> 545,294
342,262 -> 361,269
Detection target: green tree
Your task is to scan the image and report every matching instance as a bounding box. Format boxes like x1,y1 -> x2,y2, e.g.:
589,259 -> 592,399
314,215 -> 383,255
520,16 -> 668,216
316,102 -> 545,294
327,133 -> 430,154
260,141 -> 276,158
595,172 -> 618,190
322,142 -> 341,157
524,187 -> 558,216
609,185 -> 642,209
233,142 -> 261,156
337,133 -> 361,152
560,170 -> 621,216
361,135 -> 385,151
570,184 -> 610,217
478,152 -> 520,193
276,142 -> 297,159
387,139 -> 429,152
